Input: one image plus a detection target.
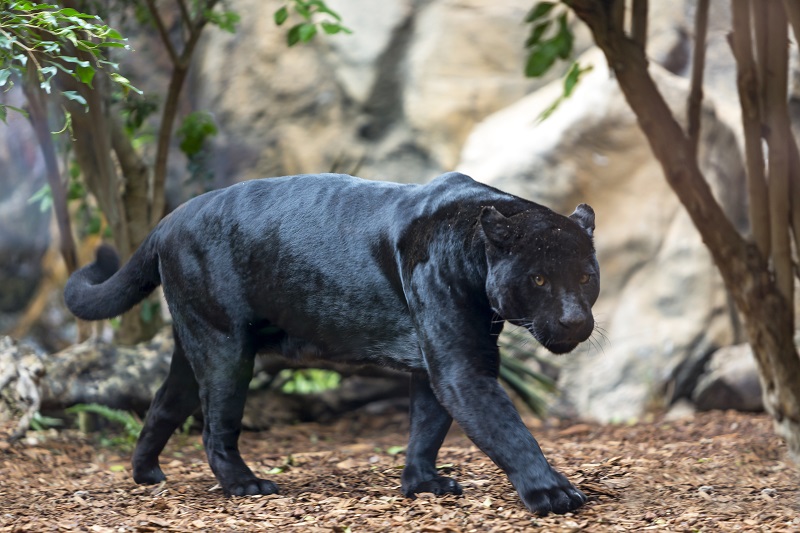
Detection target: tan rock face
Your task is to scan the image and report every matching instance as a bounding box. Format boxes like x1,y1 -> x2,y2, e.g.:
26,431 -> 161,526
402,0 -> 540,168
191,0 -> 579,183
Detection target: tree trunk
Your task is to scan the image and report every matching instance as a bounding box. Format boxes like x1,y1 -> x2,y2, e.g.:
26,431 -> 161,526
568,0 -> 800,461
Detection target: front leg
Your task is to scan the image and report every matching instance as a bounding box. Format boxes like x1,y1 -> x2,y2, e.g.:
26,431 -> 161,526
430,364 -> 586,515
403,275 -> 585,515
401,372 -> 462,497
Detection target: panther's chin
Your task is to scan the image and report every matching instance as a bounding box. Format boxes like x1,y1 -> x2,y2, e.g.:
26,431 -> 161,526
542,341 -> 580,355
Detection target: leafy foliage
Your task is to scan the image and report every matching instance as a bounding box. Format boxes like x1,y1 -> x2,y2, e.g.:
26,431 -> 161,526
524,1 -> 591,121
0,1 -> 139,121
66,403 -> 143,447
201,5 -> 239,33
273,0 -> 351,47
524,2 -> 573,77
278,368 -> 341,394
176,110 -> 218,157
498,329 -> 557,417
537,61 -> 593,121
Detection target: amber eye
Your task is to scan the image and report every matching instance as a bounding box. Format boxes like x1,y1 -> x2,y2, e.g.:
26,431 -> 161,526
532,274 -> 546,286
579,273 -> 591,284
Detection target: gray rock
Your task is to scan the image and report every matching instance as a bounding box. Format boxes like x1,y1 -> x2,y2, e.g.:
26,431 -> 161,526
693,344 -> 763,412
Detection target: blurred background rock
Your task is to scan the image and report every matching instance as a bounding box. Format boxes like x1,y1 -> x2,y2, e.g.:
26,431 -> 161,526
0,1 -> 774,423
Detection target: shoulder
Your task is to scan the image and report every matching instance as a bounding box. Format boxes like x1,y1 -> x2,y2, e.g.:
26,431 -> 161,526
428,172 -> 480,189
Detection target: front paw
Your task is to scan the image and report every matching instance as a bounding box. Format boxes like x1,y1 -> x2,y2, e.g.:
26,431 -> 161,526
520,469 -> 586,516
224,478 -> 279,497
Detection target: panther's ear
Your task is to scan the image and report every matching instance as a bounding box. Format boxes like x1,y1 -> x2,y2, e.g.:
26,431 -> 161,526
480,206 -> 514,246
569,203 -> 595,238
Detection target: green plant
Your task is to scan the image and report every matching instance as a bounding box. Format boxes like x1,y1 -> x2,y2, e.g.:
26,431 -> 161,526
278,368 -> 341,394
273,0 -> 351,47
0,1 -> 138,122
177,110 -> 218,157
523,1 -> 591,120
28,411 -> 63,431
498,329 -> 557,417
66,403 -> 142,447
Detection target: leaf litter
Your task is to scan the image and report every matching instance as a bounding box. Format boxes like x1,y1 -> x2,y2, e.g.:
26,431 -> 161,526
1,409 -> 798,531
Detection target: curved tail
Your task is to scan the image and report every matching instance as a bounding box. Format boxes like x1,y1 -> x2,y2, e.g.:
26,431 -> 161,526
64,237 -> 161,321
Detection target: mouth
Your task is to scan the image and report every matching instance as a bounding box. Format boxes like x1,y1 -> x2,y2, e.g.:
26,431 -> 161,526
541,340 -> 581,355
525,325 -> 587,355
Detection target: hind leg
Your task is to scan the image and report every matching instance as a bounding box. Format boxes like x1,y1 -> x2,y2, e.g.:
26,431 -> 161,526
133,330 -> 200,484
401,373 -> 462,497
183,325 -> 278,496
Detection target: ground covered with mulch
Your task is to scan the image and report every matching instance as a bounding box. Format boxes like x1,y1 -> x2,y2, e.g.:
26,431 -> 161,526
1,409 -> 798,532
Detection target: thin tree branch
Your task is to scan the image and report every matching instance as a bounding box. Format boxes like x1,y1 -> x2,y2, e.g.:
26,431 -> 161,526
687,0 -> 709,160
22,66 -> 78,274
763,0 -> 794,314
783,0 -> 800,265
631,0 -> 648,48
176,0 -> 193,32
611,0 -> 625,32
148,0 -> 219,227
752,0 -> 770,115
730,0 -> 770,257
144,0 -> 178,65
786,138 -> 800,272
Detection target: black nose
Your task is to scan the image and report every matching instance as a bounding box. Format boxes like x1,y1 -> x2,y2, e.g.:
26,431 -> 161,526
559,316 -> 585,330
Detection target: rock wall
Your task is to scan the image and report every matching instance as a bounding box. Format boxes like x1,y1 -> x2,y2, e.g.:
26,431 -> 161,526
189,0 -> 587,194
1,0 -> 764,421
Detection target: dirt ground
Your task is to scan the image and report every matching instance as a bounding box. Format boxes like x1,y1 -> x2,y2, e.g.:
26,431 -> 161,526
1,408 -> 798,532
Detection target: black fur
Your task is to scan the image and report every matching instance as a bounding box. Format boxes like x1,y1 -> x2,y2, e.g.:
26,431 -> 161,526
65,172 -> 599,515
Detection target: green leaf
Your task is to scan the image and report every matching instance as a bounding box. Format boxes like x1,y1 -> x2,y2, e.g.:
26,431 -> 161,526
0,104 -> 27,121
204,9 -> 240,33
525,2 -> 556,23
0,69 -> 11,87
57,55 -> 90,68
28,184 -> 53,213
524,40 -> 559,77
39,65 -> 57,93
308,0 -> 342,21
563,61 -> 592,97
320,21 -> 340,35
299,22 -> 317,42
525,20 -> 551,48
62,90 -> 87,105
274,6 -> 289,25
287,23 -> 303,46
75,64 -> 95,86
177,111 -> 218,156
109,72 -> 143,95
294,2 -> 311,20
555,13 -> 573,59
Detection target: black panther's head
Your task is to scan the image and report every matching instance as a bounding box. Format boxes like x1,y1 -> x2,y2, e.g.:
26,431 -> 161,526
480,204 -> 599,354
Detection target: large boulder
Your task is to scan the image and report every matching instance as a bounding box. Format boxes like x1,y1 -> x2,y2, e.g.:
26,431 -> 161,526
458,48 -> 747,422
693,344 -> 763,412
